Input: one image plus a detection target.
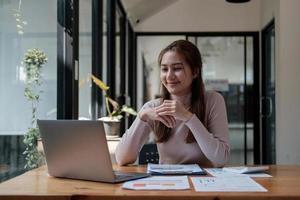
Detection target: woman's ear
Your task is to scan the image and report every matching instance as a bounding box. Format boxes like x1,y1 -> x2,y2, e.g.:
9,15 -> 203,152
193,69 -> 199,79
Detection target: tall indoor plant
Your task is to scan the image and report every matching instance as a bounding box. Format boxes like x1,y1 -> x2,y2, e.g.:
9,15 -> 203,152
23,48 -> 47,169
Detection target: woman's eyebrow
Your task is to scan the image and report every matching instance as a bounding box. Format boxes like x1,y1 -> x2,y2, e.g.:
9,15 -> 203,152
160,62 -> 183,66
172,62 -> 183,66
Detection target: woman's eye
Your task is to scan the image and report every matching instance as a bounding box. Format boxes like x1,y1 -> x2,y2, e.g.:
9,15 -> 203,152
174,67 -> 183,71
161,68 -> 168,72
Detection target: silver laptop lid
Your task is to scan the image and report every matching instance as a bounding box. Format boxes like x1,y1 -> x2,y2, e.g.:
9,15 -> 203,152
37,120 -> 116,182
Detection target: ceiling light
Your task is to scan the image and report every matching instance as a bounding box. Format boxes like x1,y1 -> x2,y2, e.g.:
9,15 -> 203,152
226,0 -> 251,3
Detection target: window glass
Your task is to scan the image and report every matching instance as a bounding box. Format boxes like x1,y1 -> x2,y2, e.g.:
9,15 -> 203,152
102,0 -> 107,116
115,7 -> 121,97
79,0 -> 92,119
0,0 -> 57,181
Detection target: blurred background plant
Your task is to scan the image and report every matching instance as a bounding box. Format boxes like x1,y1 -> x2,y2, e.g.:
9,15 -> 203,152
12,0 -> 27,35
80,74 -> 137,121
23,48 -> 47,169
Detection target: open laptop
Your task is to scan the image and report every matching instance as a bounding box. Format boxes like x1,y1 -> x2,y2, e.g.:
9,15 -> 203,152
37,120 -> 150,183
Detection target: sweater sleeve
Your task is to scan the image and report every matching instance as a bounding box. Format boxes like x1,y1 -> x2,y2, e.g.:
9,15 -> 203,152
185,92 -> 230,167
115,102 -> 154,166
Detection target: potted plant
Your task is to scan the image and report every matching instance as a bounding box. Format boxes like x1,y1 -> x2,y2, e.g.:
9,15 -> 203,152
22,48 -> 47,169
89,75 -> 137,136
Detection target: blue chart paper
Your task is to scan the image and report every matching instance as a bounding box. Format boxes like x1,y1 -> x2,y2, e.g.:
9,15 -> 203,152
147,163 -> 206,175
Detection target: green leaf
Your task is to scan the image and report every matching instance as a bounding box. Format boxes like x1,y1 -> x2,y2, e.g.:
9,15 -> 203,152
90,74 -> 109,91
106,96 -> 120,111
111,110 -> 121,117
121,105 -> 137,116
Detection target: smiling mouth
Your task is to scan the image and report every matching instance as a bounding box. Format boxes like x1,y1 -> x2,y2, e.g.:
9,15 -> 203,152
167,82 -> 180,85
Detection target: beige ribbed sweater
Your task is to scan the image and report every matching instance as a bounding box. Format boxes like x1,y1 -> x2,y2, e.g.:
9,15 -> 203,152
115,91 -> 230,167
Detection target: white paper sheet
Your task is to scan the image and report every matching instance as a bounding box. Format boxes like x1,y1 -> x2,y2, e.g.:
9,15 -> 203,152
191,177 -> 267,192
223,166 -> 269,174
122,176 -> 190,190
205,168 -> 272,178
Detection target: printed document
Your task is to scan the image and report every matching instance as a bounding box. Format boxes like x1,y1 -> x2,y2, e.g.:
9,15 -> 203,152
191,177 -> 267,192
223,166 -> 269,174
147,163 -> 205,175
122,176 -> 190,190
205,168 -> 272,178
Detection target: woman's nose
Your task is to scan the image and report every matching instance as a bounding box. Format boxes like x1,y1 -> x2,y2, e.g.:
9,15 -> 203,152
167,69 -> 175,79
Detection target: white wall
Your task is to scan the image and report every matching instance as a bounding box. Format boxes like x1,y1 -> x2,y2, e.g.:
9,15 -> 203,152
275,0 -> 300,164
260,0 -> 278,27
260,0 -> 300,164
134,0 -> 261,32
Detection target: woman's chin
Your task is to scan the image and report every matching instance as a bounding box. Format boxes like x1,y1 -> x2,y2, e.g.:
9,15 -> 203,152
167,88 -> 180,95
167,88 -> 191,96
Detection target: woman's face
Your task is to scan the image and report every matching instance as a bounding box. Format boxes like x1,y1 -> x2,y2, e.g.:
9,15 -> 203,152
160,51 -> 195,96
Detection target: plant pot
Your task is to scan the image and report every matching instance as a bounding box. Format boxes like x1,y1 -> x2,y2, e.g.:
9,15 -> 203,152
37,138 -> 44,154
37,138 -> 46,166
99,117 -> 121,136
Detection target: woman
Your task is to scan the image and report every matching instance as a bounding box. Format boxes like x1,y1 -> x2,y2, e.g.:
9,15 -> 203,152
115,40 -> 230,167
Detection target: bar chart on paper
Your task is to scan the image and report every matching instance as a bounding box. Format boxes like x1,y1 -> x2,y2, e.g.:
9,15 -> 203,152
122,176 -> 190,190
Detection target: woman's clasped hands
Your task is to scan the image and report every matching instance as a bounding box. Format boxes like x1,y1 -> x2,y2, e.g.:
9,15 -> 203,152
139,100 -> 193,128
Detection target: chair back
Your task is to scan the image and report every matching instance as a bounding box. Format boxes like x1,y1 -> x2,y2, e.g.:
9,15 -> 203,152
138,143 -> 159,164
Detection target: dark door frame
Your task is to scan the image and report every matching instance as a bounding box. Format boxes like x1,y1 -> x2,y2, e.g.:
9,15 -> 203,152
57,0 -> 79,119
261,19 -> 276,164
91,0 -> 103,120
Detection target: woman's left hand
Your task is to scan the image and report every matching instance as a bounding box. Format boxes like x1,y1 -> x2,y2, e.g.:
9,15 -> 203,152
155,100 -> 193,122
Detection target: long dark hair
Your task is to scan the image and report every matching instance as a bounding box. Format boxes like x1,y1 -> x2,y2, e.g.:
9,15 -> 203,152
154,40 -> 206,143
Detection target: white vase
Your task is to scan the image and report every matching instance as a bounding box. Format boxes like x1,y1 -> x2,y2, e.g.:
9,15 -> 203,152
37,138 -> 44,154
99,117 -> 121,136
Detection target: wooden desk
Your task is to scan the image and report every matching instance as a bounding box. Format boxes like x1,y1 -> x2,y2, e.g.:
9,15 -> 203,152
0,165 -> 300,200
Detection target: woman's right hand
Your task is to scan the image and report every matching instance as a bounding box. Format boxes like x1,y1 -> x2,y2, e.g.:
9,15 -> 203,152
139,107 -> 176,128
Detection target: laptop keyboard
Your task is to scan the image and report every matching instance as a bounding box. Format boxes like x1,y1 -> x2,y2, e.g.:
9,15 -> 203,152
114,171 -> 135,179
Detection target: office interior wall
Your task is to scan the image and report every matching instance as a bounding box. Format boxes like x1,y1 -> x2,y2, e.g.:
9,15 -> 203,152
133,0 -> 261,32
